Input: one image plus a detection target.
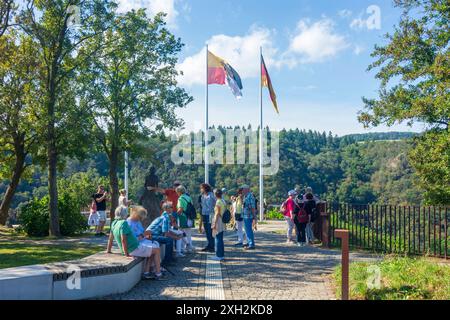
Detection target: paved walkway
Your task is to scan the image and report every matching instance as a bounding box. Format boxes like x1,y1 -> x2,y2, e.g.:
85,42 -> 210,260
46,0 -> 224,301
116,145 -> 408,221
102,221 -> 381,300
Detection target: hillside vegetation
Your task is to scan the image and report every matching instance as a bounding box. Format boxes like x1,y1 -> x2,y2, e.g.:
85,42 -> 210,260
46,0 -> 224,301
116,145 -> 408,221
1,129 -> 423,210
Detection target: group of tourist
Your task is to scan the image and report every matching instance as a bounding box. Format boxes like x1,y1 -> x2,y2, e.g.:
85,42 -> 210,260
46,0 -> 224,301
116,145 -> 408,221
197,183 -> 258,260
103,182 -> 198,281
89,180 -> 317,280
281,187 -> 319,247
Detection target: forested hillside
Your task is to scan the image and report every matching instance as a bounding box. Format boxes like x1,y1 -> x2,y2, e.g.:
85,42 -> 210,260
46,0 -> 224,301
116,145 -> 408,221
0,128 -> 422,210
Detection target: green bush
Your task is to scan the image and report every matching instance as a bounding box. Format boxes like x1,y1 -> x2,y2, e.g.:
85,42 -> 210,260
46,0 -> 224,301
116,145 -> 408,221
19,197 -> 49,237
19,192 -> 88,237
265,208 -> 284,220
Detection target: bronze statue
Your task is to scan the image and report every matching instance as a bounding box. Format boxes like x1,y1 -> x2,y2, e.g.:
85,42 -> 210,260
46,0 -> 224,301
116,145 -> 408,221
140,166 -> 161,228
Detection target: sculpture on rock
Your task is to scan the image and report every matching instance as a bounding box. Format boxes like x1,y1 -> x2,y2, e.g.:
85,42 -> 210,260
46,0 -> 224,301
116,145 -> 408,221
140,166 -> 161,228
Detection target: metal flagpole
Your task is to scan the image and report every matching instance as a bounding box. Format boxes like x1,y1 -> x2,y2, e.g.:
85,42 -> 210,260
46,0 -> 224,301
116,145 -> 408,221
124,151 -> 129,196
259,47 -> 264,222
205,45 -> 209,184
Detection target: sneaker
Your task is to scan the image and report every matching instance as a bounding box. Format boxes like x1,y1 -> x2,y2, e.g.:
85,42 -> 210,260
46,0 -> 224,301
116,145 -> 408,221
244,246 -> 255,250
175,253 -> 186,258
154,273 -> 168,281
201,247 -> 209,252
142,272 -> 155,280
207,247 -> 215,253
210,256 -> 224,261
296,242 -> 302,247
243,243 -> 249,248
233,242 -> 244,247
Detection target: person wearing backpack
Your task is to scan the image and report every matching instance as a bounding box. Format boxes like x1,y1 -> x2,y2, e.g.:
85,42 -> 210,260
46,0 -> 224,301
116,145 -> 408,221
294,201 -> 310,247
303,192 -> 317,244
176,185 -> 196,253
282,190 -> 298,244
211,188 -> 226,261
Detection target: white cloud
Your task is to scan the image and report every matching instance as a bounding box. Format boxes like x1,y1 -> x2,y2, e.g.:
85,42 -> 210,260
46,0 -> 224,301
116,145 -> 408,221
177,26 -> 279,86
338,9 -> 352,18
286,18 -> 349,64
116,0 -> 179,28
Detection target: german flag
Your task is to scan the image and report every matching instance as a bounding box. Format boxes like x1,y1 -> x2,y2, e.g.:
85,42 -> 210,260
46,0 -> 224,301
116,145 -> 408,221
261,55 -> 279,114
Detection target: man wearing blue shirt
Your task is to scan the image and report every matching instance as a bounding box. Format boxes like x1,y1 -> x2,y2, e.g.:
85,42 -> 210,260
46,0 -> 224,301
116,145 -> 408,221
242,185 -> 256,250
147,202 -> 182,265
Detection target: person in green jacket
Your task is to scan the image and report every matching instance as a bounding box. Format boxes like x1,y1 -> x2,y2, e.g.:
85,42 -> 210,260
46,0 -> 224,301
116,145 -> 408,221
107,206 -> 166,280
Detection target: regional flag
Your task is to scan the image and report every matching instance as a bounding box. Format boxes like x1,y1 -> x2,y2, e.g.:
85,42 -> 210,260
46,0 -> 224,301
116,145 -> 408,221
207,50 -> 243,99
261,55 -> 279,114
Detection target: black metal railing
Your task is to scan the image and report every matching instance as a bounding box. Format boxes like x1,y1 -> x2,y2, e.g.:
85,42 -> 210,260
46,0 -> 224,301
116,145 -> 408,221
327,203 -> 449,259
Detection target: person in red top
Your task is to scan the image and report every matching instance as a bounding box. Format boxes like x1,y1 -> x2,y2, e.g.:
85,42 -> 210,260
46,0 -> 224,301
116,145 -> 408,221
148,181 -> 182,220
282,190 -> 297,244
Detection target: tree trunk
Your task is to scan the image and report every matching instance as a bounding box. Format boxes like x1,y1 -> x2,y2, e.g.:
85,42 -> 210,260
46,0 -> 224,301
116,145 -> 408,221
108,146 -> 119,219
0,137 -> 26,225
47,89 -> 60,237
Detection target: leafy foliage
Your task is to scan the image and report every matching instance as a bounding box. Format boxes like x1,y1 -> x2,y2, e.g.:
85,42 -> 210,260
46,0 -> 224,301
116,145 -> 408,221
19,191 -> 88,237
2,129 -> 425,211
77,9 -> 192,215
265,208 -> 284,220
359,0 -> 450,205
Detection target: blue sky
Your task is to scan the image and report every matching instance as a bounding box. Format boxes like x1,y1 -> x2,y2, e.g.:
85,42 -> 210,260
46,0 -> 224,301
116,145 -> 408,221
118,0 -> 425,136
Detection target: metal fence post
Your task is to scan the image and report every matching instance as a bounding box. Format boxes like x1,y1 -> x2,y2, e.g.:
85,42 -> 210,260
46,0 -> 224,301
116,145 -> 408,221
320,202 -> 330,248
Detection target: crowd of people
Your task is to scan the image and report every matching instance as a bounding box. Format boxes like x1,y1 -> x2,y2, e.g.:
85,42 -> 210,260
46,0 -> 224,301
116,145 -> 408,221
281,187 -> 319,246
88,181 -> 318,281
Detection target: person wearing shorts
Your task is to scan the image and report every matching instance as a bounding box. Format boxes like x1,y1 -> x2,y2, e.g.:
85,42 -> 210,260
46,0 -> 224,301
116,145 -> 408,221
107,206 -> 166,281
93,185 -> 109,236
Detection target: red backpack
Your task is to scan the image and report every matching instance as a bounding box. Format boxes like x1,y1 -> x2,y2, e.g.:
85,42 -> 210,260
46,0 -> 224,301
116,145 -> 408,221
296,207 -> 309,223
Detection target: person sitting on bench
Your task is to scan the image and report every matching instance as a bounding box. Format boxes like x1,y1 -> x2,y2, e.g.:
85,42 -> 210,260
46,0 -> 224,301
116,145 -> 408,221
146,202 -> 183,265
107,206 -> 166,280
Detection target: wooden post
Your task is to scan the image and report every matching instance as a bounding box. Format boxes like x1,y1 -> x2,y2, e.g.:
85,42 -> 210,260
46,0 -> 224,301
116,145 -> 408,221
334,229 -> 349,300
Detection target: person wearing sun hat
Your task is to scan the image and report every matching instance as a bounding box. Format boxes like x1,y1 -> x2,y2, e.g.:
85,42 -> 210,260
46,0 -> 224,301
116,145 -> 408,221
281,190 -> 298,244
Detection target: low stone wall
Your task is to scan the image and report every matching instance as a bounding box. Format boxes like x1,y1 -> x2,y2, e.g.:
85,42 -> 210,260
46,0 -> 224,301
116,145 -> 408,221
0,252 -> 144,300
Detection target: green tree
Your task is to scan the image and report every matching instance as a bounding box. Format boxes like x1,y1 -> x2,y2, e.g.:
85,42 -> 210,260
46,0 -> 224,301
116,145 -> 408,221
78,10 -> 192,217
17,0 -> 116,236
0,33 -> 41,224
358,0 -> 449,205
0,0 -> 14,37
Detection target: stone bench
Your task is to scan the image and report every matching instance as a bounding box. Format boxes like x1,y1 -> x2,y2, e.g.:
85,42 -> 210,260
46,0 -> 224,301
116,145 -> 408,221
0,251 -> 145,300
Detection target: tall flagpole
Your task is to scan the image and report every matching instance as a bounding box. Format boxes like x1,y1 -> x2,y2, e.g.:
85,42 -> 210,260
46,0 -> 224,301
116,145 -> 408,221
259,47 -> 264,222
205,45 -> 209,184
124,151 -> 129,196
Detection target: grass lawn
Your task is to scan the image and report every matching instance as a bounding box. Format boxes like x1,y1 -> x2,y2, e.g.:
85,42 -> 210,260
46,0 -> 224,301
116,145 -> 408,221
0,226 -> 104,269
333,256 -> 450,300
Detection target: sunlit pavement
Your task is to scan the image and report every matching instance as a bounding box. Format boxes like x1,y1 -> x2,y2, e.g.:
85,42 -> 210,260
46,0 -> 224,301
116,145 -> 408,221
100,221 -> 381,300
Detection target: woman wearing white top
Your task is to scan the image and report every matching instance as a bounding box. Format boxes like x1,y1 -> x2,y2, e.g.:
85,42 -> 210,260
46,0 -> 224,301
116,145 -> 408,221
118,189 -> 131,207
231,189 -> 245,246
